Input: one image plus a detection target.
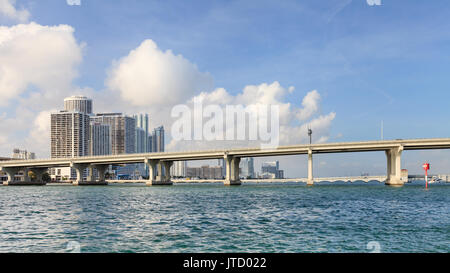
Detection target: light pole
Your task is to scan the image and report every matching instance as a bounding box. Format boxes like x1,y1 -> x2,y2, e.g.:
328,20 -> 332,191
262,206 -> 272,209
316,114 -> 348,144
308,126 -> 312,145
307,125 -> 313,185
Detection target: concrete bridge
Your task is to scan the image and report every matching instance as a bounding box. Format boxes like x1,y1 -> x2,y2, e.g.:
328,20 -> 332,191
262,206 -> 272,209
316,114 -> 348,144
1,138 -> 450,186
171,176 -> 388,183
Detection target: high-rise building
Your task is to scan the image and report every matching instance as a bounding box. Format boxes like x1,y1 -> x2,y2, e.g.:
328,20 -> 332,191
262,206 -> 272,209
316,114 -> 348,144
89,122 -> 111,156
171,161 -> 187,177
51,96 -> 91,180
133,114 -> 150,152
240,157 -> 255,178
152,126 -> 165,152
135,127 -> 146,153
91,113 -> 136,155
134,126 -> 147,177
219,158 -> 225,178
261,161 -> 284,179
64,96 -> 93,114
248,157 -> 254,178
147,135 -> 153,153
51,111 -> 90,158
91,113 -> 136,179
12,149 -> 36,160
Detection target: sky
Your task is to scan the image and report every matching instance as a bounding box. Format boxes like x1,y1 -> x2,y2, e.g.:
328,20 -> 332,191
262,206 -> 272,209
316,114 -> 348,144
1,0 -> 450,177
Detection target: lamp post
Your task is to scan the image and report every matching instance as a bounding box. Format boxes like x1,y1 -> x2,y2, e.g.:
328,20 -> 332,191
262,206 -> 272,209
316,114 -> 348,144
308,127 -> 312,145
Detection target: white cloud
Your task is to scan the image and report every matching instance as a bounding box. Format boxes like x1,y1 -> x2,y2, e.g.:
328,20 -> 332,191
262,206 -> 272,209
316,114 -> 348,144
195,81 -> 294,125
296,90 -> 320,121
0,22 -> 85,157
106,39 -> 214,107
0,135 -> 6,147
0,0 -> 30,22
283,112 -> 336,144
168,81 -> 336,151
0,34 -> 336,160
0,106 -> 36,155
0,22 -> 84,106
66,0 -> 81,6
24,109 -> 56,157
103,40 -> 336,152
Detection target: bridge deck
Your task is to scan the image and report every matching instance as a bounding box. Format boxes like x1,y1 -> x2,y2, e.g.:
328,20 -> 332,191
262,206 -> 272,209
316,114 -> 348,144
1,138 -> 450,169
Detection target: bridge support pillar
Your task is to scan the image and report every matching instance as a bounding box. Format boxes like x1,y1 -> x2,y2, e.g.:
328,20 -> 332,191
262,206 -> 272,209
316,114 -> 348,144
85,165 -> 109,185
145,159 -> 172,186
224,155 -> 241,186
23,168 -> 32,182
87,166 -> 95,182
71,163 -> 108,186
28,168 -> 48,185
1,167 -> 20,186
163,161 -> 173,184
71,163 -> 89,186
307,149 -> 314,186
385,146 -> 404,186
0,167 -> 46,186
95,165 -> 109,183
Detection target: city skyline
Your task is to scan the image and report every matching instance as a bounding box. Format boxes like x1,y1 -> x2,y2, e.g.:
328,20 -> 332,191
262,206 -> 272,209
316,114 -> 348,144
1,1 -> 450,177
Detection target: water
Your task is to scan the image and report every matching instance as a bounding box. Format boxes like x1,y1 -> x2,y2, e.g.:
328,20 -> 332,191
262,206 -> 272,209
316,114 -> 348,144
0,182 -> 449,253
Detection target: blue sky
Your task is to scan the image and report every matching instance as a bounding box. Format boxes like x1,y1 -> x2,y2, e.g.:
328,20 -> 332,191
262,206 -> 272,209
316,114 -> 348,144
1,0 -> 450,176
24,0 -> 450,140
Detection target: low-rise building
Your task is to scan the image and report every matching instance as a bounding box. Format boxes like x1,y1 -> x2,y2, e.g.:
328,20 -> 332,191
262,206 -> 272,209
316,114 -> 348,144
186,165 -> 223,179
260,161 -> 284,179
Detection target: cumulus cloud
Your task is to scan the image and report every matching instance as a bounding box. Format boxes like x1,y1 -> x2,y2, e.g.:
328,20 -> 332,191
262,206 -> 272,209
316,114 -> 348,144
167,81 -> 336,151
106,39 -> 214,107
194,81 -> 293,125
0,22 -> 85,157
24,109 -> 57,157
0,0 -> 30,22
0,22 -> 84,106
296,90 -> 320,121
0,106 -> 36,154
102,39 -> 335,152
0,32 -> 336,159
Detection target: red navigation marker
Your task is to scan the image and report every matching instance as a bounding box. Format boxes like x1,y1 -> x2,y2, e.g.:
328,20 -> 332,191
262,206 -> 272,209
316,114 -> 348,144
423,163 -> 430,189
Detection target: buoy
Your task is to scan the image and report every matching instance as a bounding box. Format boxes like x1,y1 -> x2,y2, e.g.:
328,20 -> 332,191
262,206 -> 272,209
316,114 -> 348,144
422,163 -> 430,189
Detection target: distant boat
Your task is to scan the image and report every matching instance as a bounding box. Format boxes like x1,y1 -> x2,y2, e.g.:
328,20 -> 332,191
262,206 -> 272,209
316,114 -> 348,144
428,176 -> 442,184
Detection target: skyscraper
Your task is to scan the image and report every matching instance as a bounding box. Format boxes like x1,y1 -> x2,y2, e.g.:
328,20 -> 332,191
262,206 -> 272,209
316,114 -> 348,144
219,158 -> 225,178
248,157 -> 254,178
64,96 -> 93,114
134,126 -> 147,177
133,114 -> 150,152
152,126 -> 165,152
171,161 -> 187,177
261,161 -> 283,179
147,135 -> 153,153
135,127 -> 146,153
240,157 -> 255,179
89,122 -> 111,156
91,113 -> 136,155
91,113 -> 136,179
51,111 -> 90,158
51,96 -> 92,180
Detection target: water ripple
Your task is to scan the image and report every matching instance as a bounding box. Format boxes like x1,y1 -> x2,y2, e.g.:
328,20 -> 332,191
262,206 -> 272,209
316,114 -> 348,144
0,183 -> 448,252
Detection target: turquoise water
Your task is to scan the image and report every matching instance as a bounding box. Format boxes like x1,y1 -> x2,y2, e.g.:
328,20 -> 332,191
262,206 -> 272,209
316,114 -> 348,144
0,182 -> 448,253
